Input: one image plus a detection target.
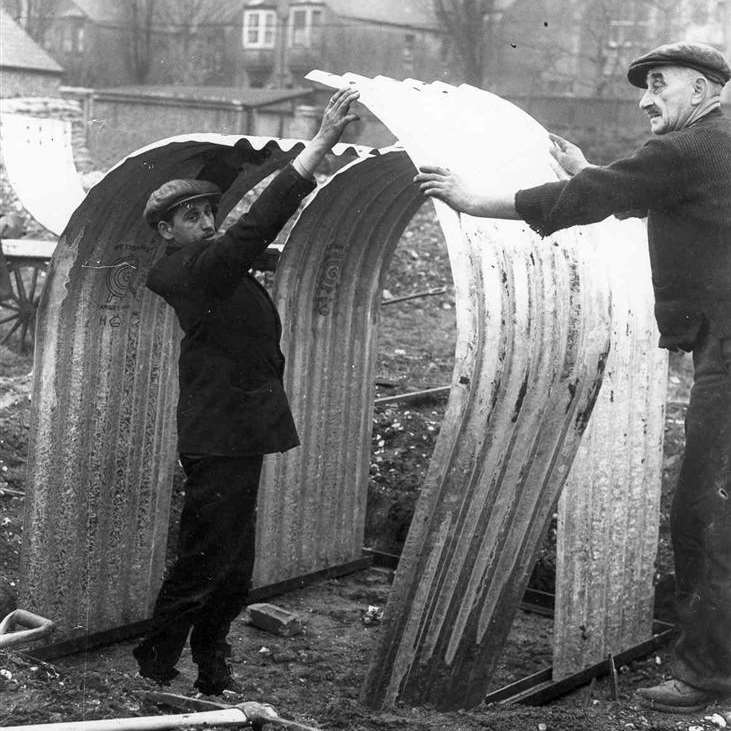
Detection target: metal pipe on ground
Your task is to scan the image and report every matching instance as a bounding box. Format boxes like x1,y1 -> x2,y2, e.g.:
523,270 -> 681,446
1,700 -> 320,731
374,385 -> 450,406
0,609 -> 54,649
2,709 -> 249,731
381,286 -> 447,306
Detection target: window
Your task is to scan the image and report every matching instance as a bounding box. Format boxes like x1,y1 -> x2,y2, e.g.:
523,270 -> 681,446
61,20 -> 85,54
243,9 -> 276,49
289,6 -> 322,48
403,33 -> 415,75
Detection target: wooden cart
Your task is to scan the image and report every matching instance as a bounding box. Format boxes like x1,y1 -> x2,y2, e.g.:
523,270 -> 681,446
0,238 -> 55,353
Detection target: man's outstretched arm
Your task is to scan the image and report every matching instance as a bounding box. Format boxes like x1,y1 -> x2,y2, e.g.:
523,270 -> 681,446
414,165 -> 522,219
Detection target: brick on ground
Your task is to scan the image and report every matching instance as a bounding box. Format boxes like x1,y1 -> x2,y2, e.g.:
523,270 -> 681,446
247,603 -> 303,637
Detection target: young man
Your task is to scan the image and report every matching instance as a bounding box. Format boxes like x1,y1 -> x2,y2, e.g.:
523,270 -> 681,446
134,87 -> 359,696
416,42 -> 731,713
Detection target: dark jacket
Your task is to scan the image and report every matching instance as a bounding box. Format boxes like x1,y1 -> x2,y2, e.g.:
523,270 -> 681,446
147,164 -> 316,456
515,109 -> 731,350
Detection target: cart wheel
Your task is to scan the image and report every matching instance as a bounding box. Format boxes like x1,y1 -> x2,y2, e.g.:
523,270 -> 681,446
0,260 -> 47,354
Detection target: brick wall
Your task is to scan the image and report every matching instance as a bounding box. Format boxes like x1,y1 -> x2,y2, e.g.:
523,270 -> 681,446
0,70 -> 62,99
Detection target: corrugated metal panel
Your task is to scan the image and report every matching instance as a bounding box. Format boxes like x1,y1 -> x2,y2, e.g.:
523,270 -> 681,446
20,134 -> 364,640
307,72 -> 661,711
554,216 -> 668,677
255,150 -> 425,585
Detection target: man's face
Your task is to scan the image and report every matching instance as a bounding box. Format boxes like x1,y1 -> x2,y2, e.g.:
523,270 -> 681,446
157,199 -> 217,246
639,66 -> 697,135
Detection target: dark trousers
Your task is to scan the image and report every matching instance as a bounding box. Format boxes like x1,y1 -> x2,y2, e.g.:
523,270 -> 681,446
671,331 -> 731,694
138,454 -> 262,671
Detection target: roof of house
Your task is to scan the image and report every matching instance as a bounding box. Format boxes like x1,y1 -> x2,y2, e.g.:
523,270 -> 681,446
244,0 -> 439,30
94,85 -> 313,108
205,0 -> 247,25
325,0 -> 438,29
0,8 -> 63,73
55,0 -> 122,23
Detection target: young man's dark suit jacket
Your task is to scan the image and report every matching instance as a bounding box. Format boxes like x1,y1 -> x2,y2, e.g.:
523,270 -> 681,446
146,164 -> 315,457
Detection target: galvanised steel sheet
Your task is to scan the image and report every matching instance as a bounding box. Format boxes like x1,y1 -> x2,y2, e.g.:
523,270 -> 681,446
554,215 -> 668,678
307,72 -> 661,710
0,113 -> 86,235
21,134 -> 368,640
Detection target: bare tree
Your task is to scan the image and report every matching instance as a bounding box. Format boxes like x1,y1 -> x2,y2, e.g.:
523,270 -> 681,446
433,0 -> 502,86
577,0 -> 714,97
2,0 -> 59,44
123,0 -> 157,83
162,0 -> 222,84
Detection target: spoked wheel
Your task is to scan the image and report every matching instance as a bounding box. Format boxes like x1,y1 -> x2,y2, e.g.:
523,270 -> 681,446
0,259 -> 47,354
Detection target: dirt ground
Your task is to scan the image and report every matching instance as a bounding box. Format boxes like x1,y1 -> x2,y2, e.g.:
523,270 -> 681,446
1,204 -> 729,729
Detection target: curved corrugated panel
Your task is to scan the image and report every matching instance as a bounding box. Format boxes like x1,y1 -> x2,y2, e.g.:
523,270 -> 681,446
256,150 -> 425,584
554,217 -> 668,677
21,134 -> 365,639
305,72 -> 661,710
359,212 -> 611,710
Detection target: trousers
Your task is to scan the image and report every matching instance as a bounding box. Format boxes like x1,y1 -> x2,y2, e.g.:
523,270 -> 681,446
671,330 -> 731,694
138,454 -> 262,670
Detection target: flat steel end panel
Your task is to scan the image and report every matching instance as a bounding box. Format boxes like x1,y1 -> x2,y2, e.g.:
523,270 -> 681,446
0,113 -> 86,235
20,135 -> 331,639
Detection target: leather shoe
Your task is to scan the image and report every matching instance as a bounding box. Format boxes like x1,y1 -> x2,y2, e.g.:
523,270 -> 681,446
636,678 -> 719,713
194,666 -> 243,696
194,649 -> 243,696
133,644 -> 180,685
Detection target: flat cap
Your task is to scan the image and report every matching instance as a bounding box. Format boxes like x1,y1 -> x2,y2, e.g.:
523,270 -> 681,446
627,41 -> 731,88
143,178 -> 221,226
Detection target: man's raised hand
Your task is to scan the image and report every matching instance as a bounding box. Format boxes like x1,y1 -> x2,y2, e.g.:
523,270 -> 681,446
315,87 -> 361,148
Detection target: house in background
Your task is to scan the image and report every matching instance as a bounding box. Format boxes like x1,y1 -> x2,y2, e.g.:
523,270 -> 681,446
46,0 -> 127,86
0,6 -> 63,96
237,0 -> 456,88
493,0 -> 731,99
2,0 -> 728,98
1,0 -> 128,87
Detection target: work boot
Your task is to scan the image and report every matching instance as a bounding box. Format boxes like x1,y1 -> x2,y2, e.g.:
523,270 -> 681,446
194,644 -> 243,696
636,678 -> 720,713
132,643 -> 180,685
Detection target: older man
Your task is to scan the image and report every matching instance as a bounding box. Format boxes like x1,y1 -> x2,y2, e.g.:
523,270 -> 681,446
416,42 -> 731,712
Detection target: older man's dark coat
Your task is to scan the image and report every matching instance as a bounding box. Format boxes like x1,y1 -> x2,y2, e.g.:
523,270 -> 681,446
146,164 -> 315,456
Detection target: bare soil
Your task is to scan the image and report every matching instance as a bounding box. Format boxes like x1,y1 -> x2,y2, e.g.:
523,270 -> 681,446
1,204 -> 728,730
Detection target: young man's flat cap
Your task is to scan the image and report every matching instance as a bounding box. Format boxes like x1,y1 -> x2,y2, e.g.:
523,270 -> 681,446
144,179 -> 221,226
627,42 -> 731,88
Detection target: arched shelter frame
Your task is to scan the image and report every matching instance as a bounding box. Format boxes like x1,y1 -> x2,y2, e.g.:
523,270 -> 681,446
22,80 -> 666,711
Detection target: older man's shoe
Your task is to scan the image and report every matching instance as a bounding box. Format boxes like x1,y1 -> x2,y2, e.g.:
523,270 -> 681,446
636,678 -> 718,713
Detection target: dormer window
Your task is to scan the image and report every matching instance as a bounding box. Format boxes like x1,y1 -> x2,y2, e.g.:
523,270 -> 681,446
289,5 -> 322,48
243,9 -> 276,49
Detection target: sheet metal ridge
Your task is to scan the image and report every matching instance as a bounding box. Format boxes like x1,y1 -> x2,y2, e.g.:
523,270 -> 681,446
106,133 -> 379,177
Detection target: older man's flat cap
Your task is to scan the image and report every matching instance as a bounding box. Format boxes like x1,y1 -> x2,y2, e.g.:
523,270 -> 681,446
144,178 -> 221,226
627,42 -> 731,88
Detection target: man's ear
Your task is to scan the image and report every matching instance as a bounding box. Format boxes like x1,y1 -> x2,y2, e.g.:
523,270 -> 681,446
157,220 -> 175,240
691,76 -> 709,104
